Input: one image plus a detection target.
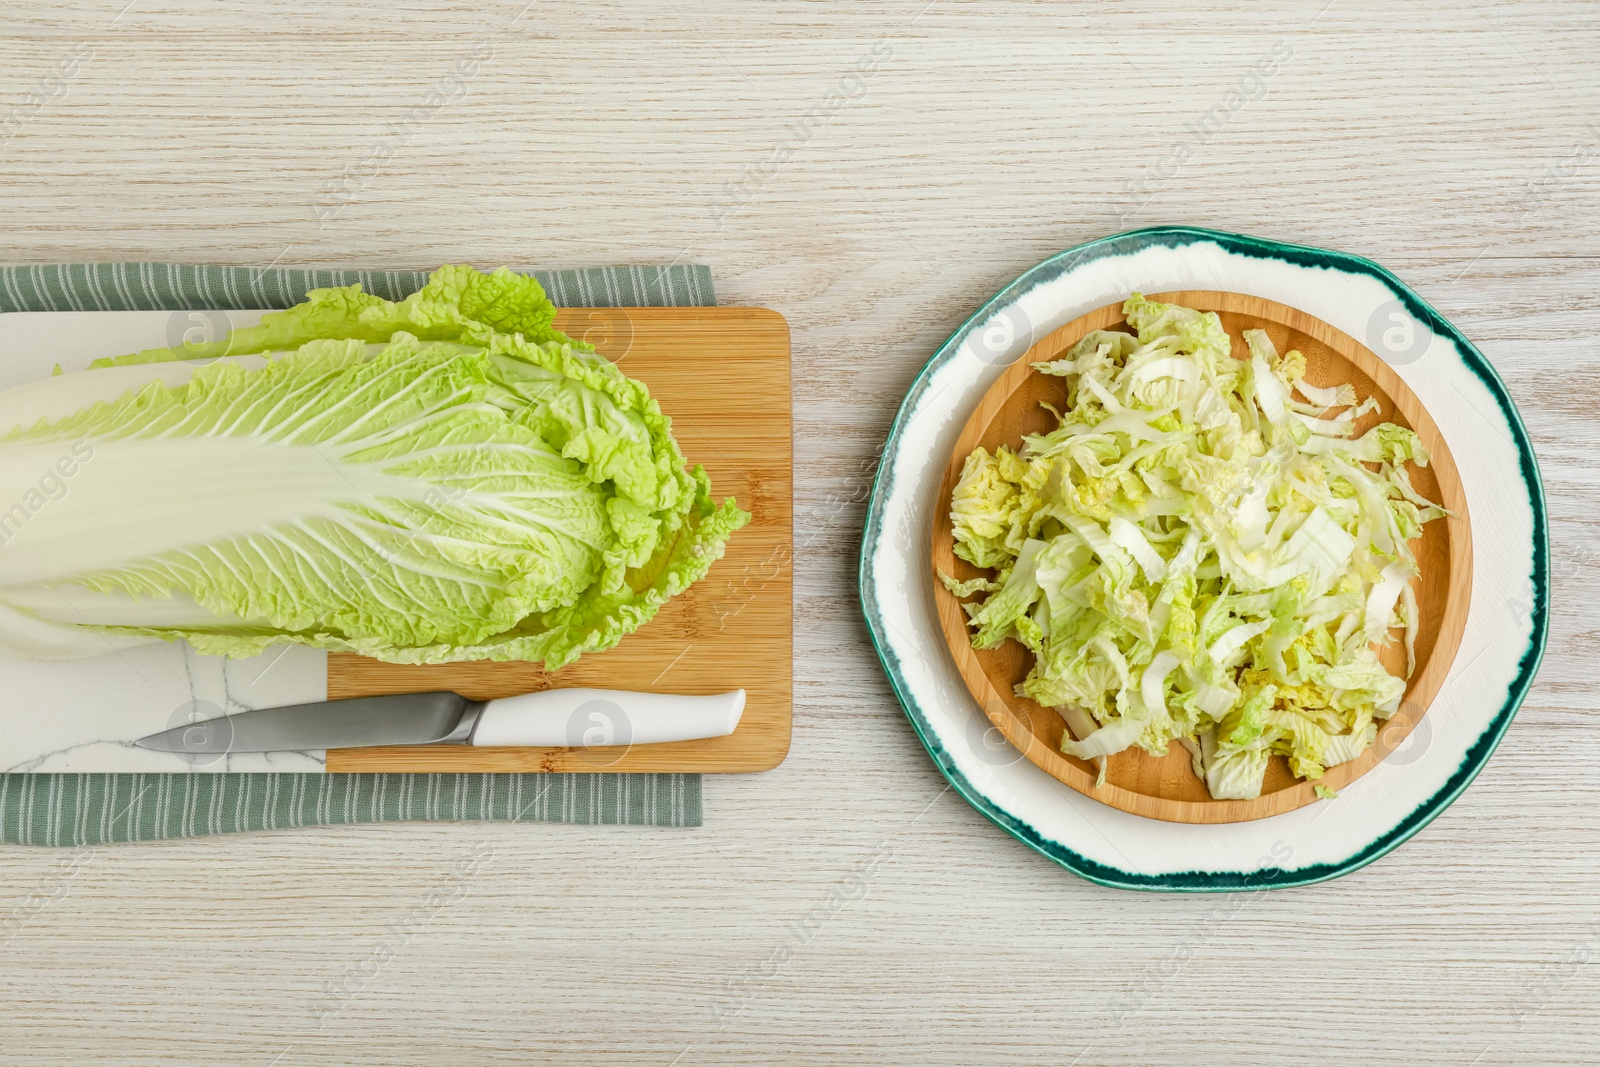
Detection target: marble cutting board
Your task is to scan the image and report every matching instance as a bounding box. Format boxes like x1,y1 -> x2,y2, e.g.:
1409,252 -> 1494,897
0,309 -> 326,773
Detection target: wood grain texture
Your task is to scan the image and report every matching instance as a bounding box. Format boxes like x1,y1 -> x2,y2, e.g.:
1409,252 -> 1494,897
1,2 -> 1598,1065
325,306 -> 793,774
931,291 -> 1472,821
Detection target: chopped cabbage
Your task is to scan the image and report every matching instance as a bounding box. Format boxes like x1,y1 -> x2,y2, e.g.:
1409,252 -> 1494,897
944,294 -> 1447,800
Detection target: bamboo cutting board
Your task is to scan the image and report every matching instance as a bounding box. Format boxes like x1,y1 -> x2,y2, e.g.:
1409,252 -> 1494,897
326,306 -> 792,774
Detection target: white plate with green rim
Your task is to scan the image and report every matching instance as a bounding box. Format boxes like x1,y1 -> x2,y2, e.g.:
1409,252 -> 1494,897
858,226 -> 1549,892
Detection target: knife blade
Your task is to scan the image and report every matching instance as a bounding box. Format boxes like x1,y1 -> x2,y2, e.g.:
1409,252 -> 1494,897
133,688 -> 746,754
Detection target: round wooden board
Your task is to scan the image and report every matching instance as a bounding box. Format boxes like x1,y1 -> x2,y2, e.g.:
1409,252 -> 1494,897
930,291 -> 1473,824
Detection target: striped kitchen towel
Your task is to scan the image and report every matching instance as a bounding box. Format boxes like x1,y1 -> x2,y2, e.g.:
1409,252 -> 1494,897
0,261 -> 714,844
0,261 -> 716,314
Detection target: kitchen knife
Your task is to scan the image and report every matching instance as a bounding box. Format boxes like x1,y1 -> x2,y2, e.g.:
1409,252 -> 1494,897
133,688 -> 745,754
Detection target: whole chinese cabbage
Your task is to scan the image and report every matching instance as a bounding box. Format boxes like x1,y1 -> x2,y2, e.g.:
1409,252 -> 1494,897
0,266 -> 748,667
943,294 -> 1446,800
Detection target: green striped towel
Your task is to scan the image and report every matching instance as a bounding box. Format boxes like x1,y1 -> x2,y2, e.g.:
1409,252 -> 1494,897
0,262 -> 716,314
0,261 -> 715,844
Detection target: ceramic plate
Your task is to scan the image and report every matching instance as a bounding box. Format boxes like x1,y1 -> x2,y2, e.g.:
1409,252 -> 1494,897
859,226 -> 1549,891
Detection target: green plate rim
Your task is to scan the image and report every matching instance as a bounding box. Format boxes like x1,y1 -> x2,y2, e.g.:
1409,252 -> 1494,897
857,225 -> 1550,892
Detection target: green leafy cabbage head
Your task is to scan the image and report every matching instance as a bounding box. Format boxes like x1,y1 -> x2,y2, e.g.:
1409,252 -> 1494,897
0,266 -> 748,668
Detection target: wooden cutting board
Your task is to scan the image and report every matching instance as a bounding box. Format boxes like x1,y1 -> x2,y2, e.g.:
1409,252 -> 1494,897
325,306 -> 792,774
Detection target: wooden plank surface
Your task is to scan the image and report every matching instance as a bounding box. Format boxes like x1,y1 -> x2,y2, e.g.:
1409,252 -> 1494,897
1,3 -> 1599,1066
325,306 -> 793,773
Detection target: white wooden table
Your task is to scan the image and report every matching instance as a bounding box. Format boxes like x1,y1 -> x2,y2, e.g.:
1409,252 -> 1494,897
2,2 -> 1598,1063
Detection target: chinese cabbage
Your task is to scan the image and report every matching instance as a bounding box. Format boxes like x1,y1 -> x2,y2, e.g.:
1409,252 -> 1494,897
0,267 -> 749,668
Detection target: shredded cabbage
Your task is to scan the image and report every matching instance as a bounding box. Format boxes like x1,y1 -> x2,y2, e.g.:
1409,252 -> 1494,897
942,294 -> 1447,800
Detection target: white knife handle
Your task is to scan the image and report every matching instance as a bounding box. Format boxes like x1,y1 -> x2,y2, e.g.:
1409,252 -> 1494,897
468,688 -> 745,748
